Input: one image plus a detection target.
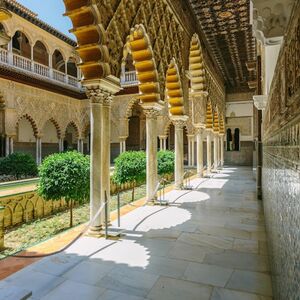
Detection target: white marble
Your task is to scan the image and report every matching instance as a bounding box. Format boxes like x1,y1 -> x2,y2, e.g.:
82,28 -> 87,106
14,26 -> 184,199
1,167 -> 272,300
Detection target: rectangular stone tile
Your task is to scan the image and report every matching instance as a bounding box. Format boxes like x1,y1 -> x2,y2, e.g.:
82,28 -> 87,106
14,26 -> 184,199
4,270 -> 65,298
143,229 -> 181,241
62,260 -> 114,285
99,289 -> 144,300
133,238 -> 176,257
41,280 -> 105,300
233,239 -> 259,254
226,270 -> 272,297
196,225 -> 252,240
147,276 -> 212,300
178,232 -> 233,250
211,287 -> 261,300
97,267 -> 159,298
203,250 -> 270,272
167,243 -> 211,263
32,253 -> 84,277
0,282 -> 32,300
183,262 -> 233,287
134,256 -> 188,279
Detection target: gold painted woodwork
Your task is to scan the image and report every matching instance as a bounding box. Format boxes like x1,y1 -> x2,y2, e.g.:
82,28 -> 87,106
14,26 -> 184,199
128,24 -> 160,104
206,100 -> 213,130
213,109 -> 220,133
166,59 -> 184,116
189,34 -> 206,94
219,115 -> 225,134
63,0 -> 111,80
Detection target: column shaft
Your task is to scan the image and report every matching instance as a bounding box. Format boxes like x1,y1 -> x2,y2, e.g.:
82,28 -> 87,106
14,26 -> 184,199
101,100 -> 111,224
196,130 -> 203,177
174,124 -> 184,189
5,136 -> 9,156
9,137 -> 13,155
213,134 -> 218,170
145,111 -> 158,201
89,102 -> 102,232
36,137 -> 42,165
221,135 -> 224,167
191,137 -> 195,167
187,137 -> 191,167
207,132 -> 212,174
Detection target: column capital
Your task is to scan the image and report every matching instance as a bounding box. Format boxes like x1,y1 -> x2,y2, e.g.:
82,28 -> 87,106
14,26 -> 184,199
143,106 -> 162,119
119,136 -> 128,141
171,115 -> 189,128
86,87 -> 112,105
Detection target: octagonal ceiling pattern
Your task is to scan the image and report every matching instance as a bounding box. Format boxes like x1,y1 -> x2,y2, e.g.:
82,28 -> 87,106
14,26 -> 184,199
188,0 -> 257,92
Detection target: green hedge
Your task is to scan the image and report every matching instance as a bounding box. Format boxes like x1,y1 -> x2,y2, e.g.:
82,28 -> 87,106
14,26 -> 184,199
113,151 -> 146,185
157,150 -> 175,176
0,152 -> 38,180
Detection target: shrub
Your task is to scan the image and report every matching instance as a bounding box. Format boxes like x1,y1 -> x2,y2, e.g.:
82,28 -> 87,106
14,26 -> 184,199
113,151 -> 146,201
0,152 -> 38,180
38,151 -> 90,227
157,150 -> 175,176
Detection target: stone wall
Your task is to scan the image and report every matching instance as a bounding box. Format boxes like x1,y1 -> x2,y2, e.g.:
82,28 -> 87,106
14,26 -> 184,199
262,2 -> 300,299
224,141 -> 253,166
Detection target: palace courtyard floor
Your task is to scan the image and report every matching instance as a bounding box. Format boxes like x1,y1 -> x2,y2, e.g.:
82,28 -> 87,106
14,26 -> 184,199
0,167 -> 272,300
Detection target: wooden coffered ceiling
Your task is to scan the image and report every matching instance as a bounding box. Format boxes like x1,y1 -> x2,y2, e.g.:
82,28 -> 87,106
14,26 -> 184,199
187,0 -> 257,93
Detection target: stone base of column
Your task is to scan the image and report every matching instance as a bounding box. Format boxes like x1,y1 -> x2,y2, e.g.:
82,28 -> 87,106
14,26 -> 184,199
87,225 -> 103,237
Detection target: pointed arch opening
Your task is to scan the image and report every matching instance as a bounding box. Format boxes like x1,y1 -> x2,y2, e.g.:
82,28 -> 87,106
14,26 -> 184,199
64,122 -> 79,151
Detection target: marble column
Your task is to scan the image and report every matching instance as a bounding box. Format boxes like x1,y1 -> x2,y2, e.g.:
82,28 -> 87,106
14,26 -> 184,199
119,137 -> 126,154
77,138 -> 84,153
101,95 -> 112,225
196,129 -> 204,177
191,137 -> 195,167
58,138 -> 64,152
159,136 -> 164,151
5,135 -> 10,156
220,135 -> 224,167
9,136 -> 13,155
206,131 -> 212,174
187,135 -> 192,167
86,89 -> 103,234
213,133 -> 218,171
143,106 -> 161,201
172,116 -> 188,189
36,136 -> 42,165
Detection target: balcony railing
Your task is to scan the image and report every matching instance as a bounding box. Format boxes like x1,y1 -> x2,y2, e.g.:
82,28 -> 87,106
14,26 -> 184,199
0,48 -> 81,90
120,70 -> 139,87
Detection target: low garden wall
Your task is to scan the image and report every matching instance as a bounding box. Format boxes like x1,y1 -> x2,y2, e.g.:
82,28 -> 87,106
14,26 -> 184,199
0,179 -> 136,229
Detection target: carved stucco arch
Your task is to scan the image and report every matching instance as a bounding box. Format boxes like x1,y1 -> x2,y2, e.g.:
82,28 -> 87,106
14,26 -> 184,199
16,114 -> 39,137
213,106 -> 220,134
63,0 -> 111,81
41,118 -> 62,139
62,121 -> 80,139
206,99 -> 213,130
10,27 -> 34,46
189,34 -> 207,95
166,58 -> 184,116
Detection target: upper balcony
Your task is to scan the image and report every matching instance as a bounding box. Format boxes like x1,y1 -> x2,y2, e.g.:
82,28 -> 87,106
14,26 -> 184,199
120,70 -> 139,87
0,47 -> 80,89
0,29 -> 82,91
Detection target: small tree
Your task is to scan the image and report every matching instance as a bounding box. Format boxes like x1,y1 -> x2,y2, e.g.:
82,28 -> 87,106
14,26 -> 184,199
38,151 -> 90,227
113,151 -> 146,201
0,152 -> 38,180
157,150 -> 175,178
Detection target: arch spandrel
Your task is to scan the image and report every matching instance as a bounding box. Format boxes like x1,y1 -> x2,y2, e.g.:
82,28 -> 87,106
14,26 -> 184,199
166,59 -> 184,116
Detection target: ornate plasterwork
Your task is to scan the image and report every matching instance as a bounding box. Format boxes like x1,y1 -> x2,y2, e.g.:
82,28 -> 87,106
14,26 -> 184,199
1,78 -> 89,137
263,1 -> 300,139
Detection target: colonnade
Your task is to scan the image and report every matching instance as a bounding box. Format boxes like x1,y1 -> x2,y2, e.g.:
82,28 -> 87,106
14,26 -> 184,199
5,134 -> 86,165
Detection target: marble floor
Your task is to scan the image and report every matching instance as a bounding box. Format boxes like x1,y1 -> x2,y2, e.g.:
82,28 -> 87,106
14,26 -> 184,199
0,167 -> 273,300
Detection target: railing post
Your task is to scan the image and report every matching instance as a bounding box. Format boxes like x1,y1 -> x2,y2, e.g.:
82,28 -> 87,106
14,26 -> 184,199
0,206 -> 5,250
